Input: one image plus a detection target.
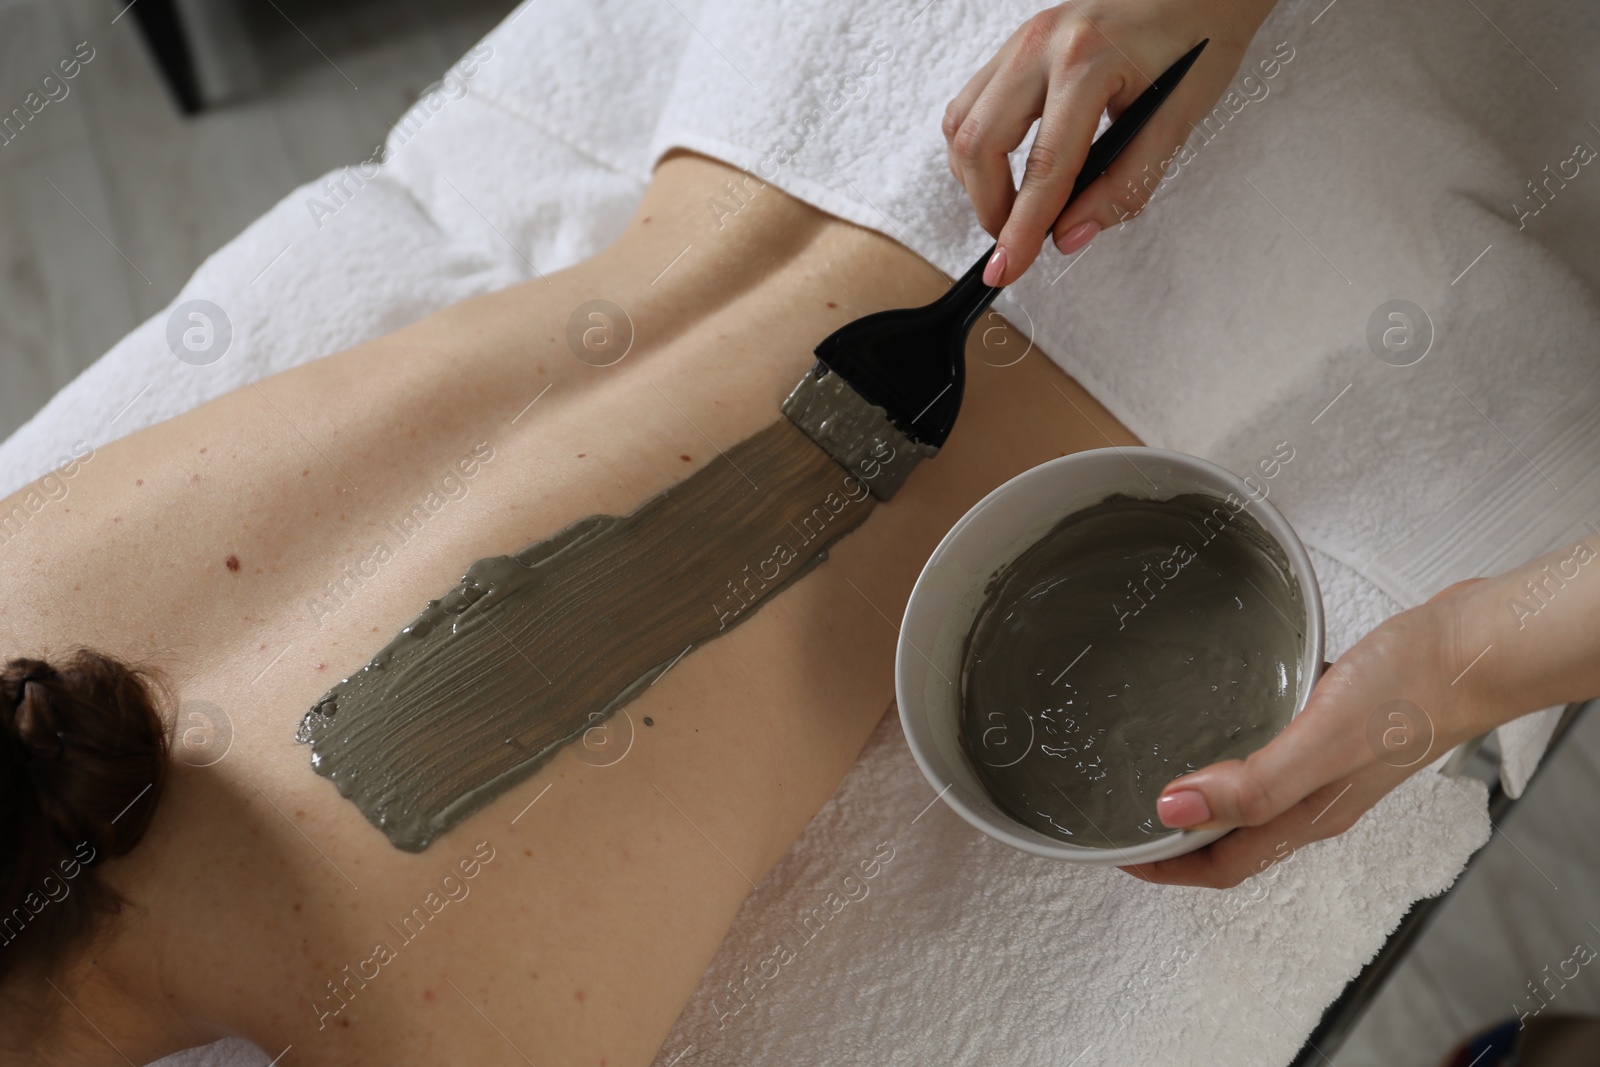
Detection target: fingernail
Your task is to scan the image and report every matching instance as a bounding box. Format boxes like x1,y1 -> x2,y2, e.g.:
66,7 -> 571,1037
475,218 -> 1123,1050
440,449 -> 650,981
1055,220 -> 1099,256
1157,790 -> 1211,829
982,245 -> 1008,287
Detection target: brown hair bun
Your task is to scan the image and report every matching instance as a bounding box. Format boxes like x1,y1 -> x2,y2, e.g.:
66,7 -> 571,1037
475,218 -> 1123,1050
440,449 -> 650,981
0,650 -> 169,982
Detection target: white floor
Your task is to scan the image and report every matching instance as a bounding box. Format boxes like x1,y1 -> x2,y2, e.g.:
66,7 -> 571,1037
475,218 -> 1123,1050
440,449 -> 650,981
4,3 -> 1600,1066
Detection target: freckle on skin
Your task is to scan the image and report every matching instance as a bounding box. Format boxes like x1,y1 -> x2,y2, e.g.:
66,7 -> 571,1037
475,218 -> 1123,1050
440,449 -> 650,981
225,554 -> 240,572
679,455 -> 691,463
575,990 -> 585,1003
423,989 -> 435,1002
577,453 -> 586,458
135,479 -> 143,486
827,301 -> 837,308
302,470 -> 309,477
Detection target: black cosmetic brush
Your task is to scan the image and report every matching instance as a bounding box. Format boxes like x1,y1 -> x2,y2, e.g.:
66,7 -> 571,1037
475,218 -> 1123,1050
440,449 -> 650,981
782,38 -> 1208,500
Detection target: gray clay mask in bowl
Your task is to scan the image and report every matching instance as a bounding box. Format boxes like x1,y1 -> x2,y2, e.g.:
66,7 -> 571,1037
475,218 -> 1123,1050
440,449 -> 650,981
896,447 -> 1325,865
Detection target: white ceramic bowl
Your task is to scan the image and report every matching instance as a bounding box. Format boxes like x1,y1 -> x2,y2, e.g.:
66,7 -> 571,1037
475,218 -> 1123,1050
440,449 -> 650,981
896,447 -> 1325,864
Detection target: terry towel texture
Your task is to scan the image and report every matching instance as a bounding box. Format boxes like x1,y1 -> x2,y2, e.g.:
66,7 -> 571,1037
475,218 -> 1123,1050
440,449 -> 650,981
0,0 -> 1589,1064
625,0 -> 1600,796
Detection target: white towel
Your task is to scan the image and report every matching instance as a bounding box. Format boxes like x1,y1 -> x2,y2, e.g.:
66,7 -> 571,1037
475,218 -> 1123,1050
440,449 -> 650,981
651,546 -> 1492,1067
627,0 -> 1600,798
0,1 -> 1587,1064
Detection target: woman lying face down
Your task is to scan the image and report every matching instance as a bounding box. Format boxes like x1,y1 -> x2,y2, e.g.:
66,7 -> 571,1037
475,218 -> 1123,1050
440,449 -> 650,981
0,150 -> 1145,1066
9,5 -> 1598,1061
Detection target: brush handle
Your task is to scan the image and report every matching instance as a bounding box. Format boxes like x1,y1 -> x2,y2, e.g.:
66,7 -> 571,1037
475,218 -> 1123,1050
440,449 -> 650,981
935,38 -> 1209,340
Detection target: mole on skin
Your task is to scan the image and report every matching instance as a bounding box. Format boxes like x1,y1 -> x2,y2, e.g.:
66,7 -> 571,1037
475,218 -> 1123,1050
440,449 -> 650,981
959,494 -> 1306,849
299,418 -> 891,852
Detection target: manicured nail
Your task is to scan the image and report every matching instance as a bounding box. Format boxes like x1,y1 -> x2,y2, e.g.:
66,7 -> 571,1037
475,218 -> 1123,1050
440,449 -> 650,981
1157,790 -> 1211,829
982,245 -> 1008,287
1055,220 -> 1099,256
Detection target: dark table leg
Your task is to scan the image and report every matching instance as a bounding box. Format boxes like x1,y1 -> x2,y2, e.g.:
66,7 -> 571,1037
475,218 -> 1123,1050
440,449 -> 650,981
127,0 -> 203,113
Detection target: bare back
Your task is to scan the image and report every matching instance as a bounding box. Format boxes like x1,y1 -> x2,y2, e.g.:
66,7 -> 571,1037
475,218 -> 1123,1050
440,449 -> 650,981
0,152 -> 1137,1067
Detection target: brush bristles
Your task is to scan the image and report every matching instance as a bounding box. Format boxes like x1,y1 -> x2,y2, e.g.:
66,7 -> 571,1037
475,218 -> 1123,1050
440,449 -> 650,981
780,366 -> 937,502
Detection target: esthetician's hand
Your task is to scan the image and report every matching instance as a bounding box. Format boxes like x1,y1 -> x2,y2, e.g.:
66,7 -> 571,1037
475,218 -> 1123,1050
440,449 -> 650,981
1125,536 -> 1600,889
944,0 -> 1282,286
